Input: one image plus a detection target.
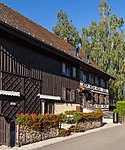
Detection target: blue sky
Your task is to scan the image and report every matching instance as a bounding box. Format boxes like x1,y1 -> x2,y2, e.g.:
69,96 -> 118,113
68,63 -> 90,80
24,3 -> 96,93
0,0 -> 125,34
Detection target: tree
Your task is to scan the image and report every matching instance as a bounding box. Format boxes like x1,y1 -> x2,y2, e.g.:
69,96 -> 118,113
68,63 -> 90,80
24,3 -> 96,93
81,0 -> 125,100
53,10 -> 81,47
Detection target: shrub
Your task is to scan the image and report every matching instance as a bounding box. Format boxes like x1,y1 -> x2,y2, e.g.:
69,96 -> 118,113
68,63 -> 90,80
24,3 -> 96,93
65,110 -> 76,115
57,113 -> 66,129
16,113 -> 59,129
113,109 -> 119,113
58,128 -> 71,137
116,101 -> 125,116
82,110 -> 103,120
96,108 -> 103,114
73,112 -> 83,123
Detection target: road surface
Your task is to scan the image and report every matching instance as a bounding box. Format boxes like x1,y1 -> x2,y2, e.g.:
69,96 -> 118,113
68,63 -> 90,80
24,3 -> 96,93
42,125 -> 125,150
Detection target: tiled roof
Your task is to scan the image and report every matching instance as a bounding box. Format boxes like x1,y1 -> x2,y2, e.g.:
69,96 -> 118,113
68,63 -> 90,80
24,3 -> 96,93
0,2 -> 100,70
78,50 -> 100,70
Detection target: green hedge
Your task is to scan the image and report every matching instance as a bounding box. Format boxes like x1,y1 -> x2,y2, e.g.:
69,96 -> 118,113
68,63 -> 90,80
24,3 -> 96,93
113,101 -> 125,117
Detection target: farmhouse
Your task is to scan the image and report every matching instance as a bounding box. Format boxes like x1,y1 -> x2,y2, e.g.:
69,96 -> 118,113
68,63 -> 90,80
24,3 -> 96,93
0,2 -> 114,146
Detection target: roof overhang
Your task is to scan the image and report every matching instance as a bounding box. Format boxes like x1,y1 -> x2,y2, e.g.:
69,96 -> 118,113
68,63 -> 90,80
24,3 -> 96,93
0,21 -> 115,80
0,90 -> 20,97
38,94 -> 61,101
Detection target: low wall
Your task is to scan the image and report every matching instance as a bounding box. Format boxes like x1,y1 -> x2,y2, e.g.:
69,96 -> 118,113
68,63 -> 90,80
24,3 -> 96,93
16,125 -> 59,146
77,118 -> 103,131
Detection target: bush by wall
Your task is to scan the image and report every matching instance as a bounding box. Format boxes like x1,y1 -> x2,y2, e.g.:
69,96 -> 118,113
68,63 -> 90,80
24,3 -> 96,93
58,128 -> 71,137
113,101 -> 125,117
16,113 -> 59,129
65,109 -> 103,122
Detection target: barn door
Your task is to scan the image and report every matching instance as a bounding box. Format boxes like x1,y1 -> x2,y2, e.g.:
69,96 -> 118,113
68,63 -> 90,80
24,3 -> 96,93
0,116 -> 10,146
24,78 -> 41,114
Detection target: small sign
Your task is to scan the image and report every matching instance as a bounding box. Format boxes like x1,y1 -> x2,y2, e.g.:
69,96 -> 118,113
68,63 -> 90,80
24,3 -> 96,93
95,104 -> 109,109
10,102 -> 16,106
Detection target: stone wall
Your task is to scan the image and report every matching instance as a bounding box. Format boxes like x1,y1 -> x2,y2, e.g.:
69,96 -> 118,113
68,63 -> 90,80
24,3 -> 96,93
77,118 -> 103,131
16,125 -> 59,146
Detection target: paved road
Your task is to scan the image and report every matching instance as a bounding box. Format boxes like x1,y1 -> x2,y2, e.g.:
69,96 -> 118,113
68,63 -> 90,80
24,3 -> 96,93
42,125 -> 125,150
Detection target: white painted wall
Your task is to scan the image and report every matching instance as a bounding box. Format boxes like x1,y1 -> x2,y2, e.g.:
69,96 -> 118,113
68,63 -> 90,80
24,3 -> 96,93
54,103 -> 80,114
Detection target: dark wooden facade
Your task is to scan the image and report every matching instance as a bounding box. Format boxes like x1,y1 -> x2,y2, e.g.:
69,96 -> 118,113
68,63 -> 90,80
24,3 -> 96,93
0,26 -> 80,119
0,19 -> 114,118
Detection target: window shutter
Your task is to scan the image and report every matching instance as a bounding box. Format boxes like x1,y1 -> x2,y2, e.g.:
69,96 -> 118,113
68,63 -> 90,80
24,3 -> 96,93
72,90 -> 75,101
62,87 -> 66,100
70,90 -> 72,102
70,90 -> 75,102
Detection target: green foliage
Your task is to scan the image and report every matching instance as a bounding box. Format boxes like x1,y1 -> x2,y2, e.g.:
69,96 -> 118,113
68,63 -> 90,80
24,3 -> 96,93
57,113 -> 66,129
57,113 -> 66,123
65,110 -> 76,115
53,1 -> 125,100
16,113 -> 59,129
73,112 -> 83,123
82,110 -> 104,120
81,0 -> 125,100
115,101 -> 125,116
96,108 -> 103,114
58,128 -> 71,137
113,108 -> 119,113
53,10 -> 81,47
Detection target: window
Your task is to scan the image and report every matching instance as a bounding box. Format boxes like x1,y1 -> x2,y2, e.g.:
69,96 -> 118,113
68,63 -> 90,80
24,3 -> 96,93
80,70 -> 83,81
66,65 -> 71,77
101,79 -> 105,88
62,63 -> 66,75
95,77 -> 100,86
45,102 -> 54,114
89,74 -> 94,84
62,63 -> 76,78
83,73 -> 87,82
62,88 -> 76,102
72,67 -> 76,78
79,70 -> 87,83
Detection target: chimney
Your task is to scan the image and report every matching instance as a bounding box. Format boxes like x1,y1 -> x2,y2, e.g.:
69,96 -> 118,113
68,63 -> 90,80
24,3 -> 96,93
64,37 -> 70,43
86,54 -> 90,64
76,47 -> 79,57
